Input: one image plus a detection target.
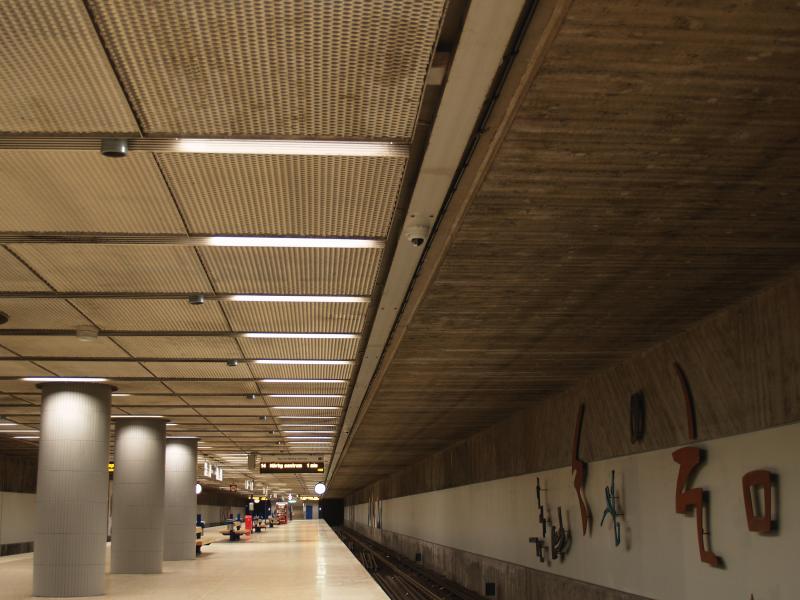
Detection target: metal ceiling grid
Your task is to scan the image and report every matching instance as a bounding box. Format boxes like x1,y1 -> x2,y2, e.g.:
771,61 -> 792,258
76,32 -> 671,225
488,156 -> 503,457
0,248 -> 50,291
157,154 -> 406,237
12,245 -> 213,293
0,299 -> 93,329
221,302 -> 368,333
0,151 -> 184,233
0,0 -> 137,134
199,246 -> 383,296
0,335 -> 129,358
112,335 -> 243,359
87,0 -> 446,137
71,299 -> 229,331
239,337 -> 359,361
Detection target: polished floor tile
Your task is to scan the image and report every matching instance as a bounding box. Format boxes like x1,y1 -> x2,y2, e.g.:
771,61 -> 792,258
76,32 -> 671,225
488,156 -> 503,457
0,520 -> 388,599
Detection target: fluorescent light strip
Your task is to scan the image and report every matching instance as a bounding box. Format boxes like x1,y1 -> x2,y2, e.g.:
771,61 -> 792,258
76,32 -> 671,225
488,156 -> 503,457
175,138 -> 406,157
285,437 -> 333,440
208,236 -> 383,249
255,359 -> 351,365
288,441 -> 333,445
282,430 -> 335,434
277,416 -> 337,419
271,407 -> 339,411
2,430 -> 38,434
22,377 -> 108,383
112,393 -> 131,397
0,423 -> 18,427
269,394 -> 344,398
243,333 -> 358,339
14,436 -> 39,440
260,379 -> 347,384
229,295 -> 368,303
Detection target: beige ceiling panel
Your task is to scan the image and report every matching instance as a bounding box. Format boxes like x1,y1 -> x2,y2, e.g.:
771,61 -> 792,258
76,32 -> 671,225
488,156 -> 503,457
143,361 -> 252,380
0,299 -> 93,329
199,247 -> 382,296
120,406 -> 197,417
265,397 -> 345,408
113,380 -> 173,395
0,405 -> 40,416
112,336 -> 242,360
240,337 -> 359,361
0,380 -> 40,394
72,299 -> 229,331
112,395 -> 185,407
38,360 -> 150,378
269,408 -> 340,418
0,152 -> 184,233
181,396 -> 258,407
164,380 -> 258,395
257,382 -> 348,395
198,407 -> 273,417
0,248 -> 49,292
159,154 -> 405,237
13,245 -> 212,293
0,0 -> 137,133
0,335 -> 128,358
0,360 -> 50,377
222,302 -> 367,333
0,347 -> 15,357
88,0 -> 445,137
249,363 -> 352,380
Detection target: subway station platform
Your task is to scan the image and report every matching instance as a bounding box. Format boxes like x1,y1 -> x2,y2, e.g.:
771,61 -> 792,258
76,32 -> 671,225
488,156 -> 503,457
0,520 -> 387,600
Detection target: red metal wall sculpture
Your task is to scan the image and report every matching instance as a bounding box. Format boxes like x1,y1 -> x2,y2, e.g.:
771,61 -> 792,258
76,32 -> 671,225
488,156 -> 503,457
673,362 -> 697,440
672,446 -> 721,567
571,404 -> 591,535
742,470 -> 777,533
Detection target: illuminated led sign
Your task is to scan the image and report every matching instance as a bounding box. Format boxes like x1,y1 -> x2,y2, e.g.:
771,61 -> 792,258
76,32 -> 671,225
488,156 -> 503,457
259,461 -> 324,474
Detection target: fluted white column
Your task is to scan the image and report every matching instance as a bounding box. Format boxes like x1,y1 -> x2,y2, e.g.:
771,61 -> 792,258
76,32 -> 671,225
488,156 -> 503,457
163,437 -> 198,561
110,416 -> 167,574
34,382 -> 113,597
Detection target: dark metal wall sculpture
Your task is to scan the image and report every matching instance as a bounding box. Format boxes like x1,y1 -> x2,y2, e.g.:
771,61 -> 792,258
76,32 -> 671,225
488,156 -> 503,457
742,470 -> 778,534
571,404 -> 591,535
601,470 -> 623,546
630,391 -> 645,443
672,446 -> 722,567
673,362 -> 697,440
528,477 -> 571,563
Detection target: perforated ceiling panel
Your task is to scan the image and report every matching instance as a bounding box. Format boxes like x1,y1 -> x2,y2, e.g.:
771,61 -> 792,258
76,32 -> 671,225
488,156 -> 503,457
143,361 -> 253,380
112,336 -> 242,360
250,363 -> 352,380
222,302 -> 368,333
0,299 -> 92,329
0,151 -> 185,233
257,382 -> 349,395
0,248 -> 49,291
88,0 -> 446,138
165,380 -> 259,395
158,154 -> 406,237
200,247 -> 382,295
36,360 -> 151,378
12,245 -> 212,293
0,361 -> 49,377
0,0 -> 137,134
0,335 -> 129,358
239,337 -> 359,361
72,299 -> 229,331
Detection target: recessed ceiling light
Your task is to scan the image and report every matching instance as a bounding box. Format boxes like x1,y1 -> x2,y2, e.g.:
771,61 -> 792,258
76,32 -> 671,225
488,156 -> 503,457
174,138 -> 406,157
207,237 -> 383,249
2,430 -> 38,434
242,333 -> 358,339
22,377 -> 109,383
288,441 -> 333,445
271,407 -> 339,411
260,379 -> 347,384
112,393 -> 131,397
228,295 -> 369,303
14,436 -> 39,440
255,360 -> 351,365
285,436 -> 333,440
268,394 -> 344,398
282,430 -> 335,434
277,416 -> 337,420
166,423 -> 177,427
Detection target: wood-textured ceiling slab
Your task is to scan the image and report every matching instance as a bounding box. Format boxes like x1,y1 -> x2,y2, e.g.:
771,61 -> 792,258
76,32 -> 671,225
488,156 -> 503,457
112,336 -> 242,360
159,154 -> 406,237
0,152 -> 185,233
87,0 -> 445,137
12,245 -> 213,293
199,247 -> 383,295
221,302 -> 368,333
0,0 -> 137,134
333,0 -> 800,494
72,299 -> 229,331
0,299 -> 93,329
0,335 -> 129,358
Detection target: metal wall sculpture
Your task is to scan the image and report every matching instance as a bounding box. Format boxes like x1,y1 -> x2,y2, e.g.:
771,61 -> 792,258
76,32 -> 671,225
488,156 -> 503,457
601,470 -> 623,546
672,446 -> 721,567
673,362 -> 697,440
630,391 -> 645,443
571,403 -> 591,535
742,470 -> 777,533
528,477 -> 571,563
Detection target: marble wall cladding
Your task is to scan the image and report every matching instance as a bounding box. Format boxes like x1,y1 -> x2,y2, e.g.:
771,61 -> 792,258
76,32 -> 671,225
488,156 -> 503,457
33,383 -> 112,598
110,417 -> 167,574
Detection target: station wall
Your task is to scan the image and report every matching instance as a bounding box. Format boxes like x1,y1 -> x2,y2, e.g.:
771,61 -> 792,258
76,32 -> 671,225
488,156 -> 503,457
345,271 -> 800,599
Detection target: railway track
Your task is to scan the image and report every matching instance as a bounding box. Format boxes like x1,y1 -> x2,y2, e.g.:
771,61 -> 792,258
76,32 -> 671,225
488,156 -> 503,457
335,527 -> 484,600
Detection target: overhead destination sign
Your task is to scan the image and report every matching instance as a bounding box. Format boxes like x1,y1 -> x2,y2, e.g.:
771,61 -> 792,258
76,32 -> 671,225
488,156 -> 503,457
260,461 -> 324,474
